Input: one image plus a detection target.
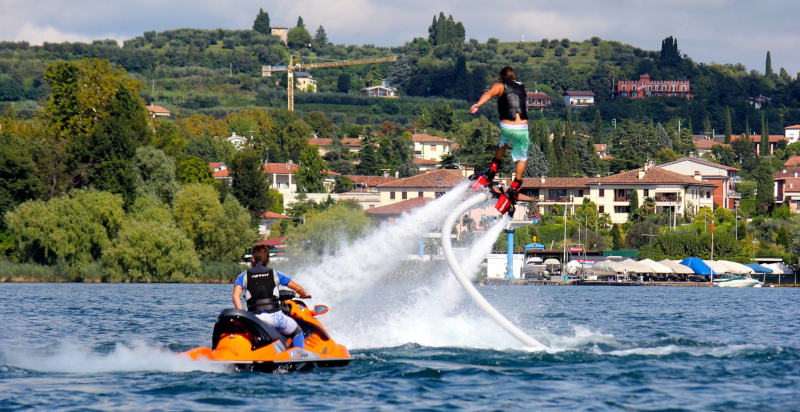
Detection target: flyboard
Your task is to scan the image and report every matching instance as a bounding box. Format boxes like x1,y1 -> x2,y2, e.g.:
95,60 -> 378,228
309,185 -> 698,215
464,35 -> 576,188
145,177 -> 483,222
441,187 -> 547,350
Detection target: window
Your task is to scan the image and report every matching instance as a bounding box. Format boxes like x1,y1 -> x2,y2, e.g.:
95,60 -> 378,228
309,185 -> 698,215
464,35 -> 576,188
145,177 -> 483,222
430,145 -> 436,151
622,86 -> 626,92
577,189 -> 584,197
644,189 -> 649,197
402,192 -> 408,200
706,191 -> 711,199
435,192 -> 444,198
599,206 -> 604,213
390,191 -> 395,200
418,192 -> 423,198
599,189 -> 605,197
614,206 -> 631,213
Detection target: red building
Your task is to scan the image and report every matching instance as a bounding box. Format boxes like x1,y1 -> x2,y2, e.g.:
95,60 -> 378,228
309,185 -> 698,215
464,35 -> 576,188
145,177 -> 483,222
617,74 -> 692,99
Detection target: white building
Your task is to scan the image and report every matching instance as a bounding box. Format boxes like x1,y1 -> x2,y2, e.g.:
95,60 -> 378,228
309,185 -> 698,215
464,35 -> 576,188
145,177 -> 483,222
225,132 -> 248,150
412,133 -> 455,162
785,125 -> 800,144
563,91 -> 595,107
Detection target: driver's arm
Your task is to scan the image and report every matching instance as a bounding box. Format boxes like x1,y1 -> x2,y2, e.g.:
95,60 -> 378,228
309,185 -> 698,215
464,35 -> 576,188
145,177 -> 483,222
232,284 -> 244,310
286,280 -> 309,298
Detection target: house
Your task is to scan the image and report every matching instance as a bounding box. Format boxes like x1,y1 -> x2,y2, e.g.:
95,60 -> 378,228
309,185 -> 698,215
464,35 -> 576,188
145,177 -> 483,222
520,166 -> 716,224
411,133 -> 454,162
210,162 -> 231,183
617,74 -> 692,99
270,26 -> 288,44
307,137 -> 361,156
692,137 -> 728,156
774,168 -> 800,211
225,132 -> 248,150
145,105 -> 171,118
526,91 -> 551,111
657,157 -> 740,209
785,125 -> 800,144
264,161 -> 299,196
375,169 -> 463,205
593,144 -> 611,159
295,72 -> 316,92
563,91 -> 595,107
361,85 -> 397,97
731,133 -> 788,156
365,196 -> 432,223
258,211 -> 291,239
747,95 -> 771,109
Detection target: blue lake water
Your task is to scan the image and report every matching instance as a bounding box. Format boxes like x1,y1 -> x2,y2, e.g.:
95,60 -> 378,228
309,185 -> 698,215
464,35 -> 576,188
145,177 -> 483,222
1,283 -> 798,411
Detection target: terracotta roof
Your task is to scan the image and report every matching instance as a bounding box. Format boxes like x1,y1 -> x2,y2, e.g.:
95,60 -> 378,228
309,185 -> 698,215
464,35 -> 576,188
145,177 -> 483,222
376,169 -> 463,189
343,175 -> 398,186
785,125 -> 800,130
564,90 -> 596,96
213,169 -> 229,178
784,156 -> 800,167
521,177 -> 591,189
413,158 -> 439,165
255,237 -> 286,247
264,163 -> 298,174
774,168 -> 800,179
209,162 -> 226,170
145,105 -> 170,114
730,134 -> 788,143
526,91 -> 551,99
411,133 -> 453,144
365,197 -> 432,216
593,144 -> 607,151
659,157 -> 739,172
259,211 -> 291,219
591,168 -> 715,186
693,139 -> 729,150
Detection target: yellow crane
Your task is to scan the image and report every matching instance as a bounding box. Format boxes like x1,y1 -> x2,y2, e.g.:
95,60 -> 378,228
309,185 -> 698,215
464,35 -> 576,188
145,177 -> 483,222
262,55 -> 397,111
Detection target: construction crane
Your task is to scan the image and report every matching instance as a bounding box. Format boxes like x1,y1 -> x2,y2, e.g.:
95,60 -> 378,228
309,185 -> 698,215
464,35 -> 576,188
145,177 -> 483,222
262,55 -> 397,111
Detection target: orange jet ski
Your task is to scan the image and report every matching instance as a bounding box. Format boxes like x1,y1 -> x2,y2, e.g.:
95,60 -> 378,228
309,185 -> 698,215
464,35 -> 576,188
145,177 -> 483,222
183,291 -> 352,372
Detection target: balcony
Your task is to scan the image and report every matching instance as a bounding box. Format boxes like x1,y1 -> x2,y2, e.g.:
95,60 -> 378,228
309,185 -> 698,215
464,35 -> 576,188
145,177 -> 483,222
614,196 -> 630,202
654,195 -> 681,203
544,196 -> 572,202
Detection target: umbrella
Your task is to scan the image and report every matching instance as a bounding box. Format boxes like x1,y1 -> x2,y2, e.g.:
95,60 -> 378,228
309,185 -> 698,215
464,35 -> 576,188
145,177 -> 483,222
680,257 -> 715,276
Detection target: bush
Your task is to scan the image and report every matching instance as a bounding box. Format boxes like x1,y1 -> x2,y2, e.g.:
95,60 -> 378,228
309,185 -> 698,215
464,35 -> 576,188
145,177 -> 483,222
532,47 -> 545,57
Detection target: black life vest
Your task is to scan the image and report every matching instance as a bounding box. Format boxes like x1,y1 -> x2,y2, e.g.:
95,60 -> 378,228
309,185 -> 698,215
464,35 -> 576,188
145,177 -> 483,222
243,266 -> 280,313
497,80 -> 528,121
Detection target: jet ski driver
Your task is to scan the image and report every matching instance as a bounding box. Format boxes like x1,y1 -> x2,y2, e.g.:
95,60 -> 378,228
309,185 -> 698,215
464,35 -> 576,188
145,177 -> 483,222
232,244 -> 310,348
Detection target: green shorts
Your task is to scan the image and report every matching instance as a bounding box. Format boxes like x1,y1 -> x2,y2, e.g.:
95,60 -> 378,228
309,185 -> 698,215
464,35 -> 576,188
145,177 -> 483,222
498,123 -> 529,162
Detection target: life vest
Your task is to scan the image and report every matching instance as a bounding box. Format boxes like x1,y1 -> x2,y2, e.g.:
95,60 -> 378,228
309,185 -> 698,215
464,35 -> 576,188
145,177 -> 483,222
243,266 -> 280,313
497,80 -> 528,121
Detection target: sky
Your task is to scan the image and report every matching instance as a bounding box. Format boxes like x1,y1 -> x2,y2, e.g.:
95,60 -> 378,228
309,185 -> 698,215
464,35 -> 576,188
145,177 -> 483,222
2,0 -> 799,76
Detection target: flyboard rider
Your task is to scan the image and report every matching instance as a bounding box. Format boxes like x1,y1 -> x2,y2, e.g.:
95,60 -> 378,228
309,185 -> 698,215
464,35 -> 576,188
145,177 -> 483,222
232,244 -> 310,348
469,66 -> 528,213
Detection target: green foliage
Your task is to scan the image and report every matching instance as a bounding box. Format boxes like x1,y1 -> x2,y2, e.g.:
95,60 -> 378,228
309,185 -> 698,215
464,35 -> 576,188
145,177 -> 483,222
628,190 -> 640,222
229,148 -> 276,215
133,145 -> 180,204
253,8 -> 271,35
427,12 -> 465,46
295,145 -> 327,193
611,223 -> 624,249
287,26 -> 311,49
6,189 -> 124,270
285,203 -> 371,256
755,163 -> 774,215
152,118 -> 187,157
333,176 -> 354,193
176,155 -> 215,184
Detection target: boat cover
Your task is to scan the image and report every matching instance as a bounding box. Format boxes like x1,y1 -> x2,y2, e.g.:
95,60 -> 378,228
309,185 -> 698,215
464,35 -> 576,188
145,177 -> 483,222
703,260 -> 731,274
718,260 -> 755,274
680,257 -> 715,276
745,263 -> 772,273
659,260 -> 696,274
638,258 -> 674,274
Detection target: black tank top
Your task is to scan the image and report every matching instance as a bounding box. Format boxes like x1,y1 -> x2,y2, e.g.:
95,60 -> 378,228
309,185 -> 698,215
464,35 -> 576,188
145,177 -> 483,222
497,80 -> 528,121
244,266 -> 280,313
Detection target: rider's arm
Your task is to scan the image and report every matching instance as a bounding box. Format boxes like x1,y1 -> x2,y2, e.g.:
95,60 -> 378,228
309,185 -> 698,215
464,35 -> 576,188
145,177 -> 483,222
470,82 -> 504,114
232,284 -> 244,310
286,280 -> 310,298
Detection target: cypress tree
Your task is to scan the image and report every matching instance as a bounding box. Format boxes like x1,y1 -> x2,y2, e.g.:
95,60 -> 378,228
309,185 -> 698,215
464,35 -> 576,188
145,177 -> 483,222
628,189 -> 640,222
542,128 -> 557,177
760,112 -> 768,157
611,224 -> 624,249
724,107 -> 732,144
591,109 -> 603,143
703,113 -> 712,137
252,8 -> 271,35
551,122 -> 564,176
766,50 -> 773,77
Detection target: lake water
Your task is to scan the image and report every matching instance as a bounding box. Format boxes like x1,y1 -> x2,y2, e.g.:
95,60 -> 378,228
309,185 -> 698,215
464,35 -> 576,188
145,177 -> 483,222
1,282 -> 798,411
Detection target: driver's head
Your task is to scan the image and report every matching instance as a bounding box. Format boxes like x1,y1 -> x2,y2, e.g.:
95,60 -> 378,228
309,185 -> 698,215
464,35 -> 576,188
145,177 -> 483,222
251,245 -> 270,266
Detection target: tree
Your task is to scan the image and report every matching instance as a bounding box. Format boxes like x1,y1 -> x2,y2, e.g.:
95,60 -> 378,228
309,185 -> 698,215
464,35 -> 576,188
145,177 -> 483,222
295,145 -> 327,193
524,139 -> 549,177
724,107 -> 732,144
133,146 -> 180,204
427,12 -> 465,46
765,50 -> 773,77
176,155 -> 215,184
333,176 -> 354,193
355,142 -> 382,175
760,111 -> 769,157
253,8 -> 271,35
296,16 -> 305,29
6,189 -> 124,271
626,221 -> 659,249
337,73 -> 351,93
611,223 -> 624,249
229,148 -> 274,215
755,163 -> 774,215
628,189 -> 640,222
152,118 -> 187,157
173,183 -> 257,262
313,26 -> 328,48
285,203 -> 371,257
287,26 -> 312,49
591,109 -> 603,143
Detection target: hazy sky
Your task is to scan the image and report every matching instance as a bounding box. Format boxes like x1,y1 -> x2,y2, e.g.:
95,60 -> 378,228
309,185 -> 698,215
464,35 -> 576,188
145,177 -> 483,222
2,0 -> 798,76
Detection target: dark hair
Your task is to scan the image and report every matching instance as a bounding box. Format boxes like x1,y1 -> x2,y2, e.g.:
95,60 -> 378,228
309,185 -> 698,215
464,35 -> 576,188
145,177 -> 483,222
499,66 -> 516,81
252,245 -> 270,266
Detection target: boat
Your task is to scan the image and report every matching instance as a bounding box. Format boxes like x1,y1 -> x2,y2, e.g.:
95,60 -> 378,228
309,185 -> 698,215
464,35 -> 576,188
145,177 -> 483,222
182,290 -> 352,372
713,275 -> 762,288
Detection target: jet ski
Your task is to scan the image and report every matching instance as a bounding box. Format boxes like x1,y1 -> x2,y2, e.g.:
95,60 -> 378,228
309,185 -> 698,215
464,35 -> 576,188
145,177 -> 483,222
182,290 -> 352,372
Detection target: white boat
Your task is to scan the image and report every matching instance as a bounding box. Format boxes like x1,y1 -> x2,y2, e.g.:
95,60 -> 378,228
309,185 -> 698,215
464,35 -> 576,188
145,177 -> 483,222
713,275 -> 762,288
